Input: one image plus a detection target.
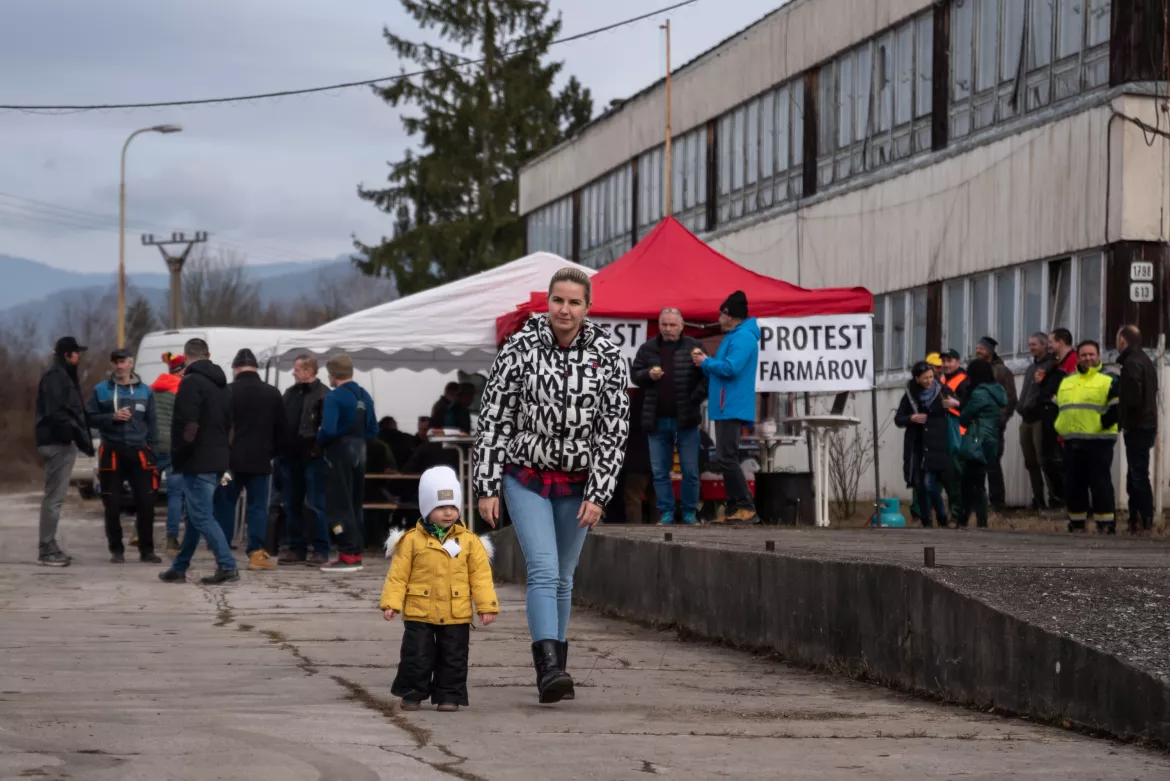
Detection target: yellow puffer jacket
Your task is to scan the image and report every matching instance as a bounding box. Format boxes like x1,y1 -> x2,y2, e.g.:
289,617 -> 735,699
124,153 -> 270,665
379,522 -> 499,625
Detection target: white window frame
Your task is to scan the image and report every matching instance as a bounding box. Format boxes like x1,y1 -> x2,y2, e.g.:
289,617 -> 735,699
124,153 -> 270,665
580,164 -> 633,269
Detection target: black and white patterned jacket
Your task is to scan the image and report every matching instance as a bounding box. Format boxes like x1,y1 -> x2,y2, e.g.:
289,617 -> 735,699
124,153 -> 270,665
473,315 -> 631,507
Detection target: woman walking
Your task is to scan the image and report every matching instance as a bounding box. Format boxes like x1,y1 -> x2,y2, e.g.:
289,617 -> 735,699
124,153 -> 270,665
473,268 -> 630,704
895,361 -> 958,528
957,359 -> 1007,528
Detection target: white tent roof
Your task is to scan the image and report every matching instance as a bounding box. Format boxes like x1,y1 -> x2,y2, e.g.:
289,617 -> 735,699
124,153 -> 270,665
267,253 -> 592,372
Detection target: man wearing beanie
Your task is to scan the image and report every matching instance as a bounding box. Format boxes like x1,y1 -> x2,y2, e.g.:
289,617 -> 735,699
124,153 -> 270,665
694,291 -> 761,524
317,354 -> 378,572
974,336 -> 1018,511
213,348 -> 288,571
34,336 -> 95,566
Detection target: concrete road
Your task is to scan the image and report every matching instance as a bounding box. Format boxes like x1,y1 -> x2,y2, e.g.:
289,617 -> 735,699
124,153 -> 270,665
1,493 -> 1167,780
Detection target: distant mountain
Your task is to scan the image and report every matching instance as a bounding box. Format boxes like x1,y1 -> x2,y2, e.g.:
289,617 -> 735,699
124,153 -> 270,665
0,253 -> 397,341
0,253 -> 351,311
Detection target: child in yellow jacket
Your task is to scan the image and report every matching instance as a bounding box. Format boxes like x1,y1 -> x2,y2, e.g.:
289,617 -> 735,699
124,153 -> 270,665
380,466 -> 499,712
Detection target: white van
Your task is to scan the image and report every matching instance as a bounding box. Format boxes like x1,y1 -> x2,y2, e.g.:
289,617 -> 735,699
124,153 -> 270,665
136,327 -> 306,387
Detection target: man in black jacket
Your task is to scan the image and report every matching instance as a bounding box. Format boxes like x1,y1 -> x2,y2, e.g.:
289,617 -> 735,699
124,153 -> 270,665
34,336 -> 94,566
631,308 -> 708,524
1116,325 -> 1159,533
277,354 -> 331,566
214,349 -> 289,571
159,338 -> 238,585
975,336 -> 1018,511
1018,332 -> 1059,510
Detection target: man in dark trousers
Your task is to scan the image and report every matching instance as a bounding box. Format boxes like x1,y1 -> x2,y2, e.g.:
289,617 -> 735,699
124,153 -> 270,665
974,336 -> 1018,512
214,349 -> 288,570
1116,325 -> 1159,534
159,338 -> 238,584
318,354 -> 378,573
87,348 -> 159,564
277,354 -> 331,566
632,307 -> 708,524
34,336 -> 94,566
1018,332 -> 1059,511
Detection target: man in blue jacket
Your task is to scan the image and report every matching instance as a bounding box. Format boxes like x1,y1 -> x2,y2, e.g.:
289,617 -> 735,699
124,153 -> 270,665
694,291 -> 760,524
87,348 -> 159,563
317,354 -> 378,573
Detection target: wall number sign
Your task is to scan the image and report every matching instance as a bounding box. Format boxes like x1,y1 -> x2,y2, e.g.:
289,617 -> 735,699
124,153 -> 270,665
1131,261 -> 1155,282
1131,282 -> 1155,303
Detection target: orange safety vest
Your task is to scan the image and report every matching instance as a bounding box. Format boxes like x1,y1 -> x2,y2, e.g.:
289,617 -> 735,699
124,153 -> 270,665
945,372 -> 967,435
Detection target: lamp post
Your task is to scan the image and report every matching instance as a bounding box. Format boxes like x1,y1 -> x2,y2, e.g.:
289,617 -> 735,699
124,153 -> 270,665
118,124 -> 182,348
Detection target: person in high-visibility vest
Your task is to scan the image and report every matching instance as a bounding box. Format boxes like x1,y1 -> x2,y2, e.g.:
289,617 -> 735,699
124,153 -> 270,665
1054,340 -> 1120,534
940,349 -> 970,523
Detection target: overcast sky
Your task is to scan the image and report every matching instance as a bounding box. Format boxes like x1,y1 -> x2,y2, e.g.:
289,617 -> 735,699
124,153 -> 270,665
0,0 -> 782,273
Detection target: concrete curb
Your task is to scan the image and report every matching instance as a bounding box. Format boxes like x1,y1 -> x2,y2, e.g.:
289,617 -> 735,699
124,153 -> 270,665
489,526 -> 1170,746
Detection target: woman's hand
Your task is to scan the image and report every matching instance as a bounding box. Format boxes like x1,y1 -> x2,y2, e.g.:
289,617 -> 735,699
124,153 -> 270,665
910,413 -> 928,424
941,397 -> 960,410
577,500 -> 604,529
383,609 -> 397,621
478,497 -> 499,528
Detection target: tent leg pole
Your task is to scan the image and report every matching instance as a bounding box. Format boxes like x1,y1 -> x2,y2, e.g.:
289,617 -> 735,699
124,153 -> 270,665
871,386 -> 881,526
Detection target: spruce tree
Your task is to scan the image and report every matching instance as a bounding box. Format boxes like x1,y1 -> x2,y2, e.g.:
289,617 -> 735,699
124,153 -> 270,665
357,0 -> 593,294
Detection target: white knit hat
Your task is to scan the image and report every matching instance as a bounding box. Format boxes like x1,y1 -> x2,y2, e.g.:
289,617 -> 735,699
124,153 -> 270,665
418,466 -> 462,522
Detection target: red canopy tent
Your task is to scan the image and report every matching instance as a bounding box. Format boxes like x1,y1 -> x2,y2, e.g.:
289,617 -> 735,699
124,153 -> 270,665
497,217 -> 872,342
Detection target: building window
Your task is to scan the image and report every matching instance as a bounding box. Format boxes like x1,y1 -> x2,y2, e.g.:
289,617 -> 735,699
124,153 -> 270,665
671,126 -> 709,233
945,280 -> 966,354
1020,263 -> 1043,354
526,196 -> 573,259
716,81 -> 804,228
580,164 -> 633,269
1077,251 -> 1103,343
817,11 -> 933,188
1047,257 -> 1072,331
891,292 -> 907,371
637,146 -> 665,239
874,294 -> 888,372
951,0 -> 1110,139
995,270 -> 1017,355
969,275 -> 991,357
911,288 -> 928,364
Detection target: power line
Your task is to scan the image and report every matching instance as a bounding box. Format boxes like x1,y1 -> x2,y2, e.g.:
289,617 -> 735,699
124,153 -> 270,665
0,0 -> 699,113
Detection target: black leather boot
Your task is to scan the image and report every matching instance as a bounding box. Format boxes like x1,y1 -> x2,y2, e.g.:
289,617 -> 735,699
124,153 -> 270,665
556,641 -> 574,700
531,640 -> 574,704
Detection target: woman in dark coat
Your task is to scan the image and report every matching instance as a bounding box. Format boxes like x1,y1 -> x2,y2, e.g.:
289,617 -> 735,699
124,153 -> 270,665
895,361 -> 957,528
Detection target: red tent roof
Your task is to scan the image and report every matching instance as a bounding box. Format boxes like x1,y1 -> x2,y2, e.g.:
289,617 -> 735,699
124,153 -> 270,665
497,217 -> 872,342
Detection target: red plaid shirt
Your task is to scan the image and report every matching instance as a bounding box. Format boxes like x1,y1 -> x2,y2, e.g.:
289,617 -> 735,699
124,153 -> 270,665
505,464 -> 587,498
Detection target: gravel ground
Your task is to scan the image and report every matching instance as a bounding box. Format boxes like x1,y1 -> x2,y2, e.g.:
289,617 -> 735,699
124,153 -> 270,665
930,567 -> 1170,682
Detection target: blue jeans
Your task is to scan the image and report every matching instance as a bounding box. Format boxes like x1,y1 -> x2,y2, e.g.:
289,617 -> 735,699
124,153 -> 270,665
502,474 -> 590,643
172,473 -> 237,573
156,452 -> 184,538
919,471 -> 947,527
648,419 -> 700,517
279,456 -> 329,556
214,473 -> 271,554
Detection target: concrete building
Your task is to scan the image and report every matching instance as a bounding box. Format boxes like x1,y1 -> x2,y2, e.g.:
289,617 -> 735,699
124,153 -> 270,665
519,0 -> 1170,511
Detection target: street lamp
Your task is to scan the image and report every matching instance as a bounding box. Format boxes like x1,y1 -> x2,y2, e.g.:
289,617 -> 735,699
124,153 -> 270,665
118,124 -> 183,348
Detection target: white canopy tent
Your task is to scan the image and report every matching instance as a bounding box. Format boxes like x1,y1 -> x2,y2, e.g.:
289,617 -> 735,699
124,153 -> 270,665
265,252 -> 592,373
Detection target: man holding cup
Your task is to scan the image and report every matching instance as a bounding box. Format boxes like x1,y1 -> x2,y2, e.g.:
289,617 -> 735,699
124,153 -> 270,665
631,308 -> 708,524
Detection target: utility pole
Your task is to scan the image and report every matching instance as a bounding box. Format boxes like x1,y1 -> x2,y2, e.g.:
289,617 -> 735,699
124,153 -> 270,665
141,231 -> 208,329
662,18 -> 673,218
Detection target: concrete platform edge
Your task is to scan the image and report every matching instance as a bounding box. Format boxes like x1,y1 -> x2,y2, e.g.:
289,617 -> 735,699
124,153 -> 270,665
489,526 -> 1170,747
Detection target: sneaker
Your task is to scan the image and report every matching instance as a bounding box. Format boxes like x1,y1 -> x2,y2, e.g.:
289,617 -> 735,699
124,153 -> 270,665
681,511 -> 699,525
321,555 -> 363,573
139,552 -> 162,564
158,568 -> 186,583
110,552 -> 125,564
726,508 -> 759,525
278,550 -> 307,566
248,550 -> 277,571
436,703 -> 460,713
658,512 -> 675,525
38,542 -> 71,567
306,552 -> 330,567
166,535 -> 180,553
201,568 -> 241,585
400,699 -> 422,712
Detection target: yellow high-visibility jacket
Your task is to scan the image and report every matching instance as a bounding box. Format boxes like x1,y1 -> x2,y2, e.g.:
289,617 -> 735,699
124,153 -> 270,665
379,521 -> 499,625
1054,366 -> 1120,441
